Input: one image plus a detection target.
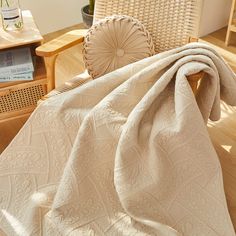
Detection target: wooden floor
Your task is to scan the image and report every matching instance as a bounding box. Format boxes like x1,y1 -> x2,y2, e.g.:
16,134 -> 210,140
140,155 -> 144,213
199,27 -> 236,72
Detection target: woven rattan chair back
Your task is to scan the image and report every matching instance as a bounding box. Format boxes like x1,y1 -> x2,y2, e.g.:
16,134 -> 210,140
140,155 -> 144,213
94,0 -> 203,52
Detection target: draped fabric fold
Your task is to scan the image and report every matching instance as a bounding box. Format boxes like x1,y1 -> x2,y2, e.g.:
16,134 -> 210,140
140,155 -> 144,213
0,43 -> 236,235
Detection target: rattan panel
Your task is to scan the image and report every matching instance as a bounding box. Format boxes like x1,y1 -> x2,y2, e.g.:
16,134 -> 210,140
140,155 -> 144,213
94,0 -> 203,52
0,84 -> 46,113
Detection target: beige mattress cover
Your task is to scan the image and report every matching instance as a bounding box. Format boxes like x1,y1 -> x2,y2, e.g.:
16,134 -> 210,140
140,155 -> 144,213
0,43 -> 236,236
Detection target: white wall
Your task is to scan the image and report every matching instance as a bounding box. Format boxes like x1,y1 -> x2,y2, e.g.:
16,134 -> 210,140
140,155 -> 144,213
20,0 -> 88,35
199,0 -> 232,37
20,0 -> 232,36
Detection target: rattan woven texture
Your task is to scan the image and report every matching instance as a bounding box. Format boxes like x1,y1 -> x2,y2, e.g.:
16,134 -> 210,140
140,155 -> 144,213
94,0 -> 203,52
0,84 -> 46,113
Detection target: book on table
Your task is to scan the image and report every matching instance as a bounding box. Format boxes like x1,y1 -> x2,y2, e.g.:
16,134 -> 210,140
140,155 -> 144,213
0,47 -> 34,82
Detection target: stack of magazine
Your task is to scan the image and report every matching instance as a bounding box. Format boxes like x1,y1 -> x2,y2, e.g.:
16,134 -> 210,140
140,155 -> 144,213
0,47 -> 34,82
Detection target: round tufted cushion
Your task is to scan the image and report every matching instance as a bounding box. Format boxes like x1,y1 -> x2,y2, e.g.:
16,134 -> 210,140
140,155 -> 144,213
83,15 -> 155,79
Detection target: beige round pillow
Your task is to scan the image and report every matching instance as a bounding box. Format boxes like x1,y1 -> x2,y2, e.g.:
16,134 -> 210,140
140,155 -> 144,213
83,15 -> 155,79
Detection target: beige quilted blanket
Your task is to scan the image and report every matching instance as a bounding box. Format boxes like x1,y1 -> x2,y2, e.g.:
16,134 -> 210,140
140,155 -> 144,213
0,43 -> 236,236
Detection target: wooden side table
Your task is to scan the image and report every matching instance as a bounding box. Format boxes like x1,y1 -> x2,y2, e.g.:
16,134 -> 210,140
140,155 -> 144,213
0,10 -> 47,122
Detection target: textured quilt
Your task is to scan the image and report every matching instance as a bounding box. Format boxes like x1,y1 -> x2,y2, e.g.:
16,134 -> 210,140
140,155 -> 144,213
0,43 -> 236,236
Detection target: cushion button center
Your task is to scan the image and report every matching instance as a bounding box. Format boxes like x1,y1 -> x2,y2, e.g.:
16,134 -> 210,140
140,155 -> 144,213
116,48 -> 125,57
